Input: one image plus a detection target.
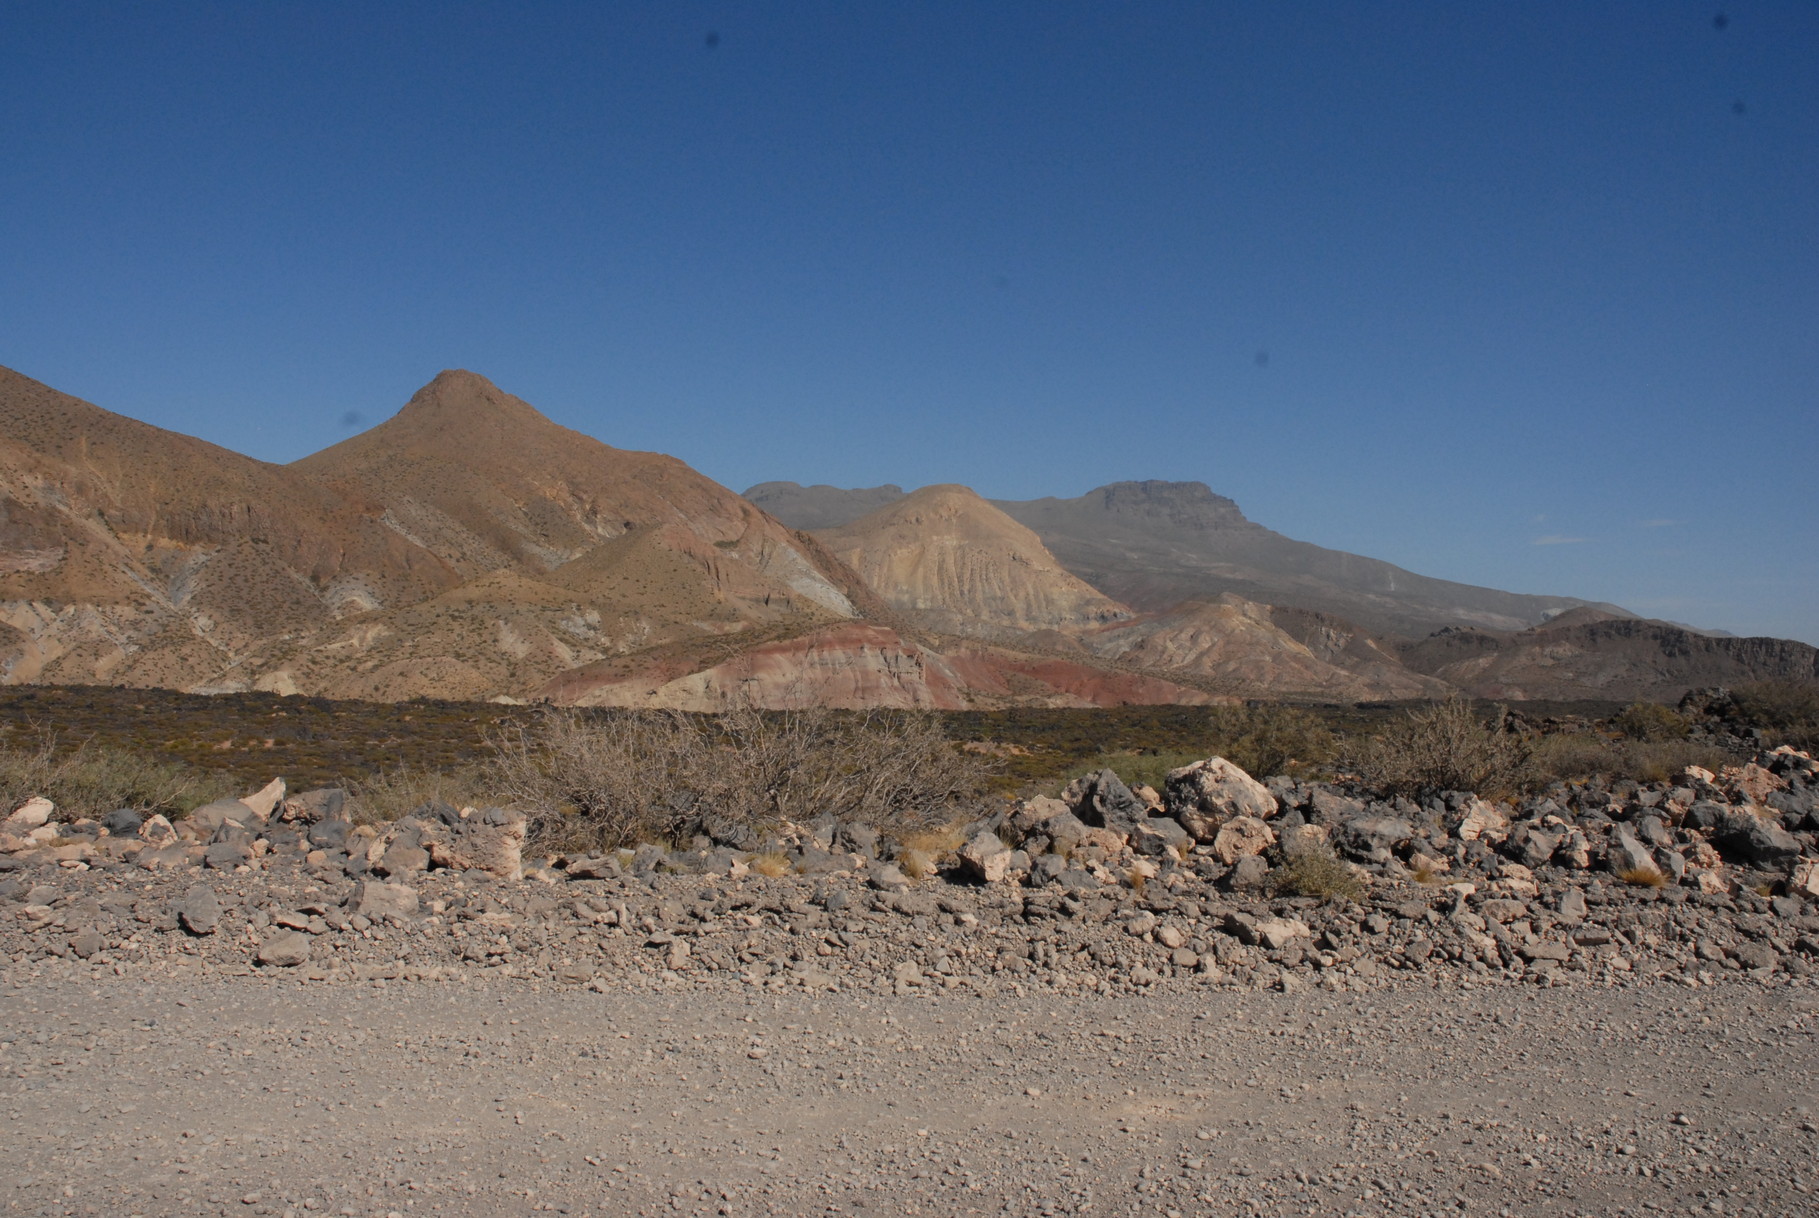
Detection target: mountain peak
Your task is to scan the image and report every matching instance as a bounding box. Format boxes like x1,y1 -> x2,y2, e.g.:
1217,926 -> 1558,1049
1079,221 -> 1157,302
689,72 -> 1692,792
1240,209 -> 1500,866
393,369 -> 547,428
1086,481 -> 1251,528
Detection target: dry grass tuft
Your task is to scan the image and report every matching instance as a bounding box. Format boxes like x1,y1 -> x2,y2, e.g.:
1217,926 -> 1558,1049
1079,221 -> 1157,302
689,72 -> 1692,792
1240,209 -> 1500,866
1616,866 -> 1667,888
747,851 -> 793,878
1267,841 -> 1364,903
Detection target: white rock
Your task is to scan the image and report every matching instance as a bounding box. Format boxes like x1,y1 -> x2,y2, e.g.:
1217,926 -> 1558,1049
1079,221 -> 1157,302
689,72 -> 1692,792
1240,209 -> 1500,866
4,797 -> 54,831
240,778 -> 286,819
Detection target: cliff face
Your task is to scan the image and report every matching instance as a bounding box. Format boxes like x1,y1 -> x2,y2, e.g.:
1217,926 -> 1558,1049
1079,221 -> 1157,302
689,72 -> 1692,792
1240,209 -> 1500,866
814,485 -> 1132,640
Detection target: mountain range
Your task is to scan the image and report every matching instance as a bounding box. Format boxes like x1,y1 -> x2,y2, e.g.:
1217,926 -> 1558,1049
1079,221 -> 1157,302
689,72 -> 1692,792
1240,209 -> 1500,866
2,363 -> 1813,709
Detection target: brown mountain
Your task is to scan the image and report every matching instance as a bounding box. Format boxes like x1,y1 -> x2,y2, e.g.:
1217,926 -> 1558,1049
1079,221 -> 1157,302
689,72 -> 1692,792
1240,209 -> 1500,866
0,364 -> 456,690
814,484 -> 1133,641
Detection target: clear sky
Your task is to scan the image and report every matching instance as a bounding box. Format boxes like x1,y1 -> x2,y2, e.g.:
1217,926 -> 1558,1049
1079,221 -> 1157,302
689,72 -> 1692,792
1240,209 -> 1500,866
3,3 -> 1815,643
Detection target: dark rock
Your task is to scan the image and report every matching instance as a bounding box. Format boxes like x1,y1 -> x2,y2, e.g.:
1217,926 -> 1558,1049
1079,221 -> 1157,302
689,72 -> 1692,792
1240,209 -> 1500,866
1073,769 -> 1147,833
1709,813 -> 1801,867
101,808 -> 143,836
1335,816 -> 1415,862
176,885 -> 221,935
836,823 -> 880,858
308,819 -> 351,850
284,788 -> 346,823
1130,817 -> 1191,857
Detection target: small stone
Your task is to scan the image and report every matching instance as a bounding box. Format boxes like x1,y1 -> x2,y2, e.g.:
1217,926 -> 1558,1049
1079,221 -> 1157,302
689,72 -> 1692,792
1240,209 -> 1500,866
347,880 -> 419,920
67,929 -> 105,959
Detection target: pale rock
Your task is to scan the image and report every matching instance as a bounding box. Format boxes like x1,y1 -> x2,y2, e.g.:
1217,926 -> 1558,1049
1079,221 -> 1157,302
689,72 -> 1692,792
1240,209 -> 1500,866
1691,868 -> 1730,895
176,885 -> 221,935
1789,860 -> 1819,901
240,778 -> 286,819
1408,851 -> 1451,875
1010,796 -> 1070,836
1281,823 -> 1330,854
418,806 -> 527,880
958,831 -> 1013,884
26,823 -> 60,845
256,931 -> 311,968
1165,757 -> 1276,840
1609,828 -> 1662,879
4,797 -> 53,831
1684,765 -> 1717,786
1722,763 -> 1785,804
138,814 -> 176,846
1156,924 -> 1188,949
1453,798 -> 1510,844
187,799 -> 259,835
1490,862 -> 1540,898
1253,917 -> 1312,951
348,880 -> 419,920
1211,816 -> 1276,866
1132,783 -> 1164,813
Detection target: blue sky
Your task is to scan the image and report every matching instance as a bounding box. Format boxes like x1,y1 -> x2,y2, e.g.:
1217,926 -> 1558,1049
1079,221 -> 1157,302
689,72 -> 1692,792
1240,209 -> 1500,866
3,3 -> 1815,643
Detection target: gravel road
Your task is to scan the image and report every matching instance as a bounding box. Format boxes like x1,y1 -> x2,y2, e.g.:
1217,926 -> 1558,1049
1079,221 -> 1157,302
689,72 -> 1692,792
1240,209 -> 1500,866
4,970 -> 1814,1218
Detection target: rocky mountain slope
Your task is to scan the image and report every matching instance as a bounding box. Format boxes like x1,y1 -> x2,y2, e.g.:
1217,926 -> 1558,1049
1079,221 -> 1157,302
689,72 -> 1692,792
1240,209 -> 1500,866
751,478 -> 1620,638
814,484 -> 1133,641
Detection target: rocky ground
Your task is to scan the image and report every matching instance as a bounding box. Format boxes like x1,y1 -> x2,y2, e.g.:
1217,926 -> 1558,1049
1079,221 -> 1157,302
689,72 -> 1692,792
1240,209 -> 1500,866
4,744 -> 1819,1214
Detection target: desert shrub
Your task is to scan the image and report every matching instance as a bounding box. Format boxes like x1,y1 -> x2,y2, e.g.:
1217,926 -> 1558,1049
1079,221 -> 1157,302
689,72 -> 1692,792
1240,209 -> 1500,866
1611,701 -> 1689,742
1209,703 -> 1337,780
1616,865 -> 1667,888
1052,750 -> 1207,799
1731,680 -> 1819,750
1343,696 -> 1531,799
490,704 -> 990,854
345,763 -> 491,827
1266,839 -> 1362,903
0,731 -> 229,820
1528,732 -> 1731,787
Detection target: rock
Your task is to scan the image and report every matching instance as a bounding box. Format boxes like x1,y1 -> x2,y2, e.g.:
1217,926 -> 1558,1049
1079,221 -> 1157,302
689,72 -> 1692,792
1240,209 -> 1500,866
1731,941 -> 1779,972
1307,787 -> 1365,824
377,841 -> 430,877
101,808 -> 143,836
1165,758 -> 1276,840
186,799 -> 259,835
1335,816 -> 1414,861
4,797 -> 54,831
1708,811 -> 1801,867
1156,924 -> 1188,949
419,807 -> 527,881
1011,796 -> 1070,837
347,881 -> 419,920
1609,828 -> 1661,878
1254,917 -> 1312,951
869,863 -> 912,892
1223,855 -> 1271,890
67,929 -> 105,959
175,885 -> 221,935
307,819 -> 351,850
958,832 -> 1013,884
1723,763 -> 1786,805
240,778 -> 286,819
1452,799 -> 1510,844
204,842 -> 252,870
138,815 -> 176,846
1790,860 -> 1819,901
1211,816 -> 1276,865
256,931 -> 312,968
1517,941 -> 1573,963
565,855 -> 623,881
1129,817 -> 1191,858
1558,888 -> 1588,924
1073,770 -> 1148,834
282,788 -> 346,823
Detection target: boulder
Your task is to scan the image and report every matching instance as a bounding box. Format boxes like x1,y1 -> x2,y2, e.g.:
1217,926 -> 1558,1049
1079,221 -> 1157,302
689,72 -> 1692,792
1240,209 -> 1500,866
1335,816 -> 1414,861
347,880 -> 419,920
240,778 -> 286,820
1211,816 -> 1276,866
281,788 -> 347,824
187,799 -> 259,835
175,885 -> 221,935
138,814 -> 176,845
1129,817 -> 1192,858
958,831 -> 1013,884
1451,798 -> 1510,844
101,808 -> 143,836
1071,770 -> 1149,834
256,931 -> 311,968
1165,758 -> 1276,840
4,797 -> 53,832
1010,796 -> 1071,838
1708,811 -> 1801,867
